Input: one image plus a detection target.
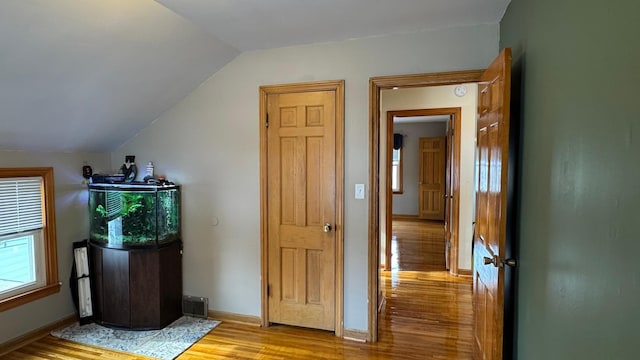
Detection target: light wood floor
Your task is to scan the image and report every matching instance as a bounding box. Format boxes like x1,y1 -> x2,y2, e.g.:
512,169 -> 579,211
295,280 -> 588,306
3,220 -> 472,359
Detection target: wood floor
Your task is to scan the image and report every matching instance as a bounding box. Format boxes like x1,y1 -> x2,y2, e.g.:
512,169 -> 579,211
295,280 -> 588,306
3,220 -> 472,359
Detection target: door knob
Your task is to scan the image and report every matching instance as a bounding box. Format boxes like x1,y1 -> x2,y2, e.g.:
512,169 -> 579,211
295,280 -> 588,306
503,258 -> 517,267
483,256 -> 518,268
483,256 -> 498,266
323,223 -> 332,233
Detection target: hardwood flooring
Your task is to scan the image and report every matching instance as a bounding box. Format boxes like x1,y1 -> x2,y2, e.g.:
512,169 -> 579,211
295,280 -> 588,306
3,220 -> 472,359
389,219 -> 447,271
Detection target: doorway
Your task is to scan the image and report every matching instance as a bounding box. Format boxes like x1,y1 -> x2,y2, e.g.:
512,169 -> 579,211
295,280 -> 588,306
383,108 -> 461,274
368,71 -> 483,342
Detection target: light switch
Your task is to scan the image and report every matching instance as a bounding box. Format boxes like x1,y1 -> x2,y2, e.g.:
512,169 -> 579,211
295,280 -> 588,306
355,184 -> 365,200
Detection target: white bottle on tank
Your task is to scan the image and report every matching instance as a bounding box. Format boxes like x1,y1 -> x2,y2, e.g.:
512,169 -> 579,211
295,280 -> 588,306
145,161 -> 154,177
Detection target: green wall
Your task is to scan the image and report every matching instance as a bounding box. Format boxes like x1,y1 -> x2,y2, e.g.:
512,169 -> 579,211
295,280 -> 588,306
500,0 -> 640,358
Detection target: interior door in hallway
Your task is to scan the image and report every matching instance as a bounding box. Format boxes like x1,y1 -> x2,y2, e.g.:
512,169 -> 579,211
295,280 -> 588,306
444,119 -> 454,270
418,137 -> 446,220
473,48 -> 514,360
266,88 -> 338,331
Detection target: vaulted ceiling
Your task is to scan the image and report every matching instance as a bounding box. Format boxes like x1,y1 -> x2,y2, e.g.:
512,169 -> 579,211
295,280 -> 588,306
0,0 -> 510,152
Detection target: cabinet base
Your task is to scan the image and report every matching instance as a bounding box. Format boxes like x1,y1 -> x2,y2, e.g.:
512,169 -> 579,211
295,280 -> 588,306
90,241 -> 183,329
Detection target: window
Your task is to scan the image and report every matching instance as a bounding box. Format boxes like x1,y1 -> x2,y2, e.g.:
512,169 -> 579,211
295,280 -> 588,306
391,148 -> 403,194
0,168 -> 59,312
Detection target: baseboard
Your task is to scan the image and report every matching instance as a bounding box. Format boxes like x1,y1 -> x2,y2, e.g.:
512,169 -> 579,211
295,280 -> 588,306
391,214 -> 419,221
392,214 -> 444,223
207,310 -> 261,326
457,269 -> 472,277
343,328 -> 370,343
0,313 -> 77,356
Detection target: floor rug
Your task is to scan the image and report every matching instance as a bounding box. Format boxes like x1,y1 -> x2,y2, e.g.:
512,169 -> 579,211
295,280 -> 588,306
51,316 -> 220,359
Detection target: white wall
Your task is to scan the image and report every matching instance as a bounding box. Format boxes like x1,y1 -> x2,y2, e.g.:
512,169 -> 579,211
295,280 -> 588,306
380,84 -> 479,271
0,151 -> 110,344
392,122 -> 447,215
113,24 -> 498,331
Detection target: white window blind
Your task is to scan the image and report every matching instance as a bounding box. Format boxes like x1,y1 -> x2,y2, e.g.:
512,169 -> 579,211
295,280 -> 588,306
0,177 -> 44,236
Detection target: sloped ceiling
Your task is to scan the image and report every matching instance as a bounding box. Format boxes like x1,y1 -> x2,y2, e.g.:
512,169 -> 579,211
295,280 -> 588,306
156,0 -> 511,51
0,0 -> 239,152
0,0 -> 510,152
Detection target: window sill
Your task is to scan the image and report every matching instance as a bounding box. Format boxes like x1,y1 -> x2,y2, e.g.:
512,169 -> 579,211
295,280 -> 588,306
0,283 -> 61,312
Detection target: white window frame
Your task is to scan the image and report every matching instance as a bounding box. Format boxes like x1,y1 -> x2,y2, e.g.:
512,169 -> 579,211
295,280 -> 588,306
0,168 -> 59,312
0,230 -> 46,300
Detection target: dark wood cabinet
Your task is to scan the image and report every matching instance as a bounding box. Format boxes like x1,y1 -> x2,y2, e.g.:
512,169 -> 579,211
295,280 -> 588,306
90,241 -> 182,329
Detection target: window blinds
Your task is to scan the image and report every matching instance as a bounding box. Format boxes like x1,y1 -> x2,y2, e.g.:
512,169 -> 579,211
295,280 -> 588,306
0,177 -> 44,236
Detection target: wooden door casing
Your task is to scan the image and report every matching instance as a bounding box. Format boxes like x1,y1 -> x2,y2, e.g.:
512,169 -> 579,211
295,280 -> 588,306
260,81 -> 344,334
418,137 -> 446,220
473,48 -> 512,360
369,71 -> 484,342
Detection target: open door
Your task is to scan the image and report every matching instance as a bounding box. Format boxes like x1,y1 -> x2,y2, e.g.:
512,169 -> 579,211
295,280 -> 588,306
444,118 -> 453,270
473,48 -> 516,360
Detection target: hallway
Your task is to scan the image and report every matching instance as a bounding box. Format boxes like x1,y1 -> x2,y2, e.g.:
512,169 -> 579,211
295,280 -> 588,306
378,218 -> 473,358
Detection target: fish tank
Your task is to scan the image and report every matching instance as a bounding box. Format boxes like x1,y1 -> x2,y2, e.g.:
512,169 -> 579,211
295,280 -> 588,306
88,183 -> 180,248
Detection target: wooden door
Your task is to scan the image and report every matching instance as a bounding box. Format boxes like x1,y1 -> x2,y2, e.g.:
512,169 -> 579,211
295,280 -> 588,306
418,137 -> 446,220
444,119 -> 453,269
473,48 -> 513,360
266,89 -> 336,331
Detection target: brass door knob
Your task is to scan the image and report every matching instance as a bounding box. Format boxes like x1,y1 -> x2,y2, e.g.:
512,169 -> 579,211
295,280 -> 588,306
323,223 -> 332,233
483,256 -> 517,268
483,256 -> 497,266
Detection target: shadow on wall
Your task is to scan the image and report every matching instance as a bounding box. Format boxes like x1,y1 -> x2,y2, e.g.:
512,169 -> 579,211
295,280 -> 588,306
509,45 -> 529,360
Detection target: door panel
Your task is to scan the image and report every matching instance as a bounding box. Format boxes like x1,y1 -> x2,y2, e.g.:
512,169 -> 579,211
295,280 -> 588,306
473,48 -> 512,360
418,137 -> 446,220
444,120 -> 453,269
101,248 -> 129,326
267,90 -> 336,331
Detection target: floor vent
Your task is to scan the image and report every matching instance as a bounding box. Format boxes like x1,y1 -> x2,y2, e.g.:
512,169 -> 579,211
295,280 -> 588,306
182,295 -> 208,318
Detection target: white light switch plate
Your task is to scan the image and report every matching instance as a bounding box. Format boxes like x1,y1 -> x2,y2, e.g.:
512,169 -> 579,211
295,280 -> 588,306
355,184 -> 365,199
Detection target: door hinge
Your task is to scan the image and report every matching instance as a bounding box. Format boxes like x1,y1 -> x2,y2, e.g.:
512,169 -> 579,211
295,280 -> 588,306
267,284 -> 271,297
266,113 -> 269,128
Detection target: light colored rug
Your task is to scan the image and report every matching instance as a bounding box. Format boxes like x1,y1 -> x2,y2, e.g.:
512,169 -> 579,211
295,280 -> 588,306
51,316 -> 220,359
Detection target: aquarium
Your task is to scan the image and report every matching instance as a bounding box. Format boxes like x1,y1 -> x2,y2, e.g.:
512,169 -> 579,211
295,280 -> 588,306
88,184 -> 180,248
